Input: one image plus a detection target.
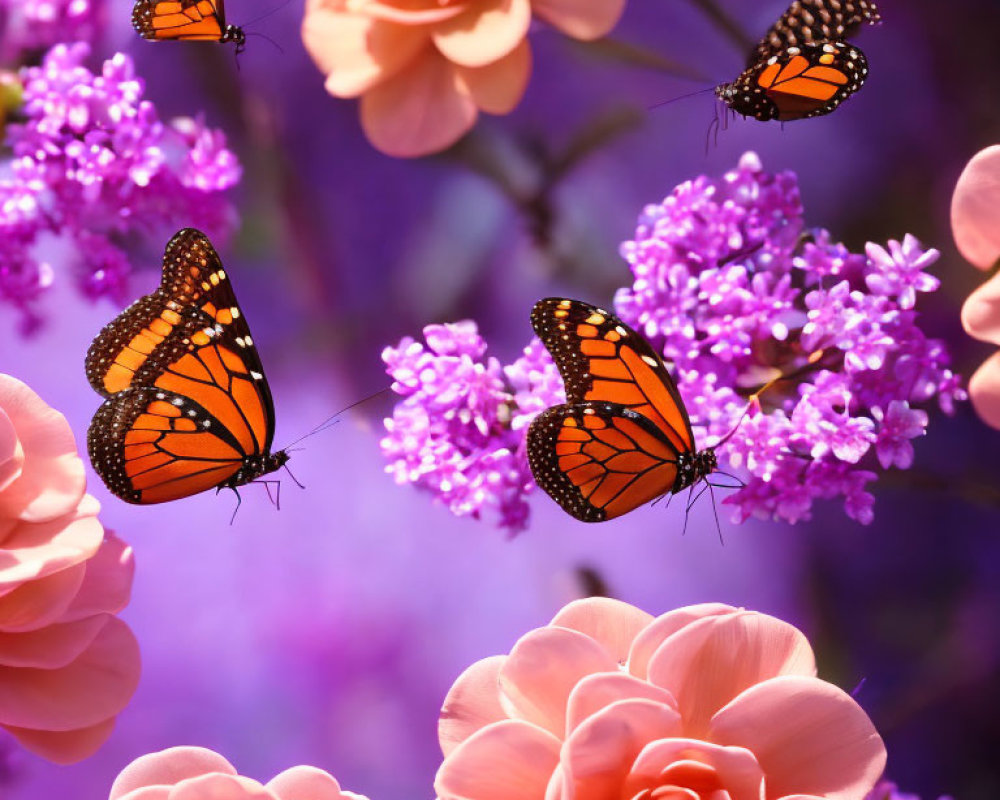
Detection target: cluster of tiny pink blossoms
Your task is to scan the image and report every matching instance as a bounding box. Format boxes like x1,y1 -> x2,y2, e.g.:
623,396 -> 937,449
381,153 -> 964,531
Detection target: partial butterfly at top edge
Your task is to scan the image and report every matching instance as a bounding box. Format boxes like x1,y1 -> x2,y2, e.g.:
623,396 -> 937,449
526,298 -> 718,523
131,0 -> 245,50
85,228 -> 287,505
715,0 -> 879,122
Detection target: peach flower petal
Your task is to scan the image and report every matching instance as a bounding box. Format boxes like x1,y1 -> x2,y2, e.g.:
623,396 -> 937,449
628,603 -> 738,680
110,747 -> 241,799
435,719 -> 561,800
111,790 -> 171,800
432,0 -> 531,68
565,671 -> 676,733
531,0 -> 626,40
0,505 -> 103,590
353,0 -> 465,26
439,654 -> 507,756
456,39 -> 531,114
266,766 -> 353,799
709,675 -> 886,800
499,626 -> 618,736
0,615 -> 139,729
646,611 -> 816,737
962,270 -> 1000,345
968,352 -> 1000,430
4,716 -> 117,764
559,698 -> 683,800
61,532 -> 134,621
550,597 -> 654,667
360,50 -> 476,157
0,409 -> 22,497
0,376 -> 85,523
0,614 -> 107,668
625,739 -> 764,800
303,8 -> 429,97
0,563 -> 86,631
951,145 -> 1000,270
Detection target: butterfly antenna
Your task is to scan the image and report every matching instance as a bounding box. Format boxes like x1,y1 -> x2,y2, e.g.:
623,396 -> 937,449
648,85 -> 716,112
245,31 -> 284,54
240,0 -> 295,29
280,387 -> 391,451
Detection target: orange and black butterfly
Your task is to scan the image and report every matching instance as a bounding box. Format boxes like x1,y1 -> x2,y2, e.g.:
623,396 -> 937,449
716,41 -> 868,121
132,0 -> 245,50
750,0 -> 880,65
86,228 -> 286,504
526,298 -> 717,523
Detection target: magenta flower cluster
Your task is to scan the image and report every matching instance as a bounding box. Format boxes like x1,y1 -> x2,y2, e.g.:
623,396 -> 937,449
381,153 -> 964,531
0,0 -> 106,62
866,780 -> 954,800
0,43 -> 241,331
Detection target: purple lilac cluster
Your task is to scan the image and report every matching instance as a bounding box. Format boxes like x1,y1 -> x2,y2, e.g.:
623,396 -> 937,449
865,780 -> 954,800
0,44 -> 241,331
381,322 -> 534,532
381,152 -> 963,530
614,152 -> 963,524
0,0 -> 106,63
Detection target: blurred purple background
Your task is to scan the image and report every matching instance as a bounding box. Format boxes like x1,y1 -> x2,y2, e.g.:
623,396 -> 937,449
3,0 -> 1000,797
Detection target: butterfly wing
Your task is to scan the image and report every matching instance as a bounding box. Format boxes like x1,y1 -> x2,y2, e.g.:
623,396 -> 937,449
530,297 -> 694,453
131,0 -> 226,41
752,0 -> 880,65
527,402 -> 681,522
719,42 -> 867,121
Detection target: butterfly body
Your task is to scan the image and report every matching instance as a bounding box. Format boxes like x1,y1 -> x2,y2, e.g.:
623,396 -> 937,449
132,0 -> 245,48
86,229 -> 285,505
716,41 -> 867,121
527,298 -> 717,523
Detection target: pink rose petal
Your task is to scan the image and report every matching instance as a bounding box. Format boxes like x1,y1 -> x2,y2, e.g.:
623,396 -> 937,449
646,611 -> 816,737
962,270 -> 1000,346
0,408 -> 22,497
3,716 -> 117,765
952,145 -> 1000,270
709,675 -> 885,800
0,613 -> 107,668
559,698 -> 683,800
171,774 -> 273,800
435,719 -> 560,800
0,506 -> 103,589
565,671 -> 676,733
0,615 -> 140,730
532,0 -> 626,40
60,532 -> 135,621
360,50 -> 476,157
0,563 -> 86,631
432,0 -> 531,68
968,352 -> 1000,430
628,603 -> 738,680
439,655 -> 507,756
499,625 -> 618,737
624,739 -> 764,800
0,376 -> 85,523
266,766 -> 352,799
550,597 -> 654,667
302,8 -> 428,97
456,39 -> 531,114
110,747 -> 239,799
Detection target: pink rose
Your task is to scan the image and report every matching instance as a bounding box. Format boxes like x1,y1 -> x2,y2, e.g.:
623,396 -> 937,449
436,599 -> 886,799
952,146 -> 1000,429
0,374 -> 140,764
109,746 -> 369,799
301,0 -> 626,157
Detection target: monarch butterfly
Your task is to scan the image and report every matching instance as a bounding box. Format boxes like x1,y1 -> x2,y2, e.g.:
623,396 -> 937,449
716,41 -> 868,122
132,0 -> 245,49
751,0 -> 880,65
526,298 -> 717,523
86,228 -> 287,505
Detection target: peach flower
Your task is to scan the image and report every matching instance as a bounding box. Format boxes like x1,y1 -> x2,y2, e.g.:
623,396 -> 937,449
109,746 -> 369,799
952,146 -> 1000,429
436,599 -> 886,800
301,0 -> 626,157
0,374 -> 140,764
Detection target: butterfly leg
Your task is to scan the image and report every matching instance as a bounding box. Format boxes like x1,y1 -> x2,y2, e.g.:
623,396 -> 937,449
228,487 -> 242,526
707,481 -> 724,545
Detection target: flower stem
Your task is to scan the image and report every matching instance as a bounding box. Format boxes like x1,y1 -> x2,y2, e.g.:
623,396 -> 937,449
686,0 -> 754,54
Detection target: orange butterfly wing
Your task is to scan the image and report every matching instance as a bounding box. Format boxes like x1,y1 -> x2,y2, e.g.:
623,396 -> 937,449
529,403 -> 681,522
87,230 -> 282,505
527,298 -> 701,522
132,0 -> 230,42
